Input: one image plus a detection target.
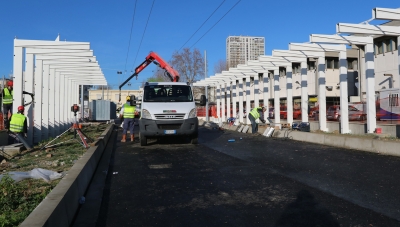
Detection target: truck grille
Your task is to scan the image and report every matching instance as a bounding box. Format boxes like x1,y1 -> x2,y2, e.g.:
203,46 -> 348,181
158,124 -> 182,130
154,114 -> 185,120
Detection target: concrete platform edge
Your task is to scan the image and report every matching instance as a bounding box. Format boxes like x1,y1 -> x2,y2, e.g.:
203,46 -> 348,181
20,123 -> 115,227
210,121 -> 400,158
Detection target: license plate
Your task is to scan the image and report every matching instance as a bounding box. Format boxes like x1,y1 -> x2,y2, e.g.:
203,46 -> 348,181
164,130 -> 176,134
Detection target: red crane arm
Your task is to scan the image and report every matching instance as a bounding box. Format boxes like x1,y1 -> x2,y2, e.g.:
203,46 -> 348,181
118,52 -> 180,101
135,52 -> 180,82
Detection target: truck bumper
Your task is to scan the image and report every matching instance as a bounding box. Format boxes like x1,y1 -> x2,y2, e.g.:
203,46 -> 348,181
139,118 -> 198,137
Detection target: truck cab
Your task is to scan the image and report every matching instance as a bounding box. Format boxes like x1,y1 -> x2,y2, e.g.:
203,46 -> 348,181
138,82 -> 204,146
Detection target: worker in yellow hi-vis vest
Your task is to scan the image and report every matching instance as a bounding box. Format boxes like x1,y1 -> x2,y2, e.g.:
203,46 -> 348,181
119,96 -> 138,142
2,80 -> 13,129
9,105 -> 27,143
248,106 -> 266,134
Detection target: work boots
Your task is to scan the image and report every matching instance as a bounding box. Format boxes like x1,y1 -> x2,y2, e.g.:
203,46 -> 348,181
121,134 -> 127,142
130,135 -> 134,142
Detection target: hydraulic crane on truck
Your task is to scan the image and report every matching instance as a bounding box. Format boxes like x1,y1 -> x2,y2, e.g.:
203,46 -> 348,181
118,52 -> 180,102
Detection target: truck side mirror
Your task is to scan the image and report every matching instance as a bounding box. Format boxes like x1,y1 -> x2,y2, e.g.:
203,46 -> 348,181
200,95 -> 206,106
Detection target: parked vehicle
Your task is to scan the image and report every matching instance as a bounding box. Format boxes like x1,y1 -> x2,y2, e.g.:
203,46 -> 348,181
280,107 -> 301,119
326,105 -> 366,121
268,106 -> 301,119
377,88 -> 400,121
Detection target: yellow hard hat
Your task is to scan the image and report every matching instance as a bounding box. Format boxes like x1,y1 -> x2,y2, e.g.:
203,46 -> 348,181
126,96 -> 130,101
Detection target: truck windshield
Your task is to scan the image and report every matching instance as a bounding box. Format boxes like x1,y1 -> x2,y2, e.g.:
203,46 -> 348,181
143,85 -> 193,102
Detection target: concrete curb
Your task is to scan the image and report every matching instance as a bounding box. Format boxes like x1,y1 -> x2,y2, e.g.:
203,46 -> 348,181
207,121 -> 400,157
20,123 -> 115,227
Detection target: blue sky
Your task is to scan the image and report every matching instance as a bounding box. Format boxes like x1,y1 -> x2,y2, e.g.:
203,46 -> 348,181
0,0 -> 398,90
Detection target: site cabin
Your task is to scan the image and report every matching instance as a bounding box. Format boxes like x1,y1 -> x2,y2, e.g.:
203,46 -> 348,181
138,82 -> 206,146
378,88 -> 400,121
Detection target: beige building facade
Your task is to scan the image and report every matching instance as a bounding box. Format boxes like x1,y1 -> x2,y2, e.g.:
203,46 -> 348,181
88,89 -> 142,108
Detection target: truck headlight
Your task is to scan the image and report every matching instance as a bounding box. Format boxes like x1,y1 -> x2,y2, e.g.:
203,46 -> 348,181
141,109 -> 152,119
188,108 -> 197,118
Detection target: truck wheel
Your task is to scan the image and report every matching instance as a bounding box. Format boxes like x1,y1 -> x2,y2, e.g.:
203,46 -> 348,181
191,134 -> 198,144
140,133 -> 147,146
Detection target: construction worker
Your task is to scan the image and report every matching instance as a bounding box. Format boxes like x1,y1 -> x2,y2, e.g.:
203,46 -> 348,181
2,80 -> 13,129
9,105 -> 27,143
119,96 -> 138,142
248,106 -> 266,134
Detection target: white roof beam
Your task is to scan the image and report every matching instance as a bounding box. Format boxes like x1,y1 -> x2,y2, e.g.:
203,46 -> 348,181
310,34 -> 373,45
336,23 -> 400,36
373,7 -> 400,20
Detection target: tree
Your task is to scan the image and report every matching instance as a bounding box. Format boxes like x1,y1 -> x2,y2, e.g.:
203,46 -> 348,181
214,59 -> 228,74
149,69 -> 170,82
170,48 -> 205,84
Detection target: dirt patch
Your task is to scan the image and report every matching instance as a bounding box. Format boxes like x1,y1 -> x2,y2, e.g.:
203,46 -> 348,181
0,123 -> 110,226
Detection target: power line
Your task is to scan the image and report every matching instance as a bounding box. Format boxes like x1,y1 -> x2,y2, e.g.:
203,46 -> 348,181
178,0 -> 226,52
190,0 -> 241,49
131,0 -> 155,74
124,0 -> 138,74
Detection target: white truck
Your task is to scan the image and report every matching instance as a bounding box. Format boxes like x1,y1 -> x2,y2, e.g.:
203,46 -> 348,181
119,52 -> 206,146
138,82 -> 205,146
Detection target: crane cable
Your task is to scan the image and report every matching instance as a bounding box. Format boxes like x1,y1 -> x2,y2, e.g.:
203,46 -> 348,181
190,0 -> 242,49
178,0 -> 226,52
123,0 -> 138,78
131,0 -> 155,75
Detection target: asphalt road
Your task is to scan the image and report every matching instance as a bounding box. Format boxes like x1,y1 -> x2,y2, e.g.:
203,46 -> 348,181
93,126 -> 400,227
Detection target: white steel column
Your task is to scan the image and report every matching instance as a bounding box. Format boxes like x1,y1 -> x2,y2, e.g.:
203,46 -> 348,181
221,83 -> 226,122
317,57 -> 327,131
232,80 -> 237,119
33,60 -> 43,144
12,46 -> 23,113
339,49 -> 350,133
24,53 -> 35,145
239,79 -> 244,123
398,36 -> 400,88
262,73 -> 269,112
245,77 -> 251,124
254,74 -> 259,108
300,61 -> 308,122
61,77 -> 67,130
286,67 -> 294,124
216,84 -> 221,122
42,64 -> 50,140
54,72 -> 61,135
365,43 -> 376,133
273,69 -> 281,125
226,82 -> 231,119
49,68 -> 56,138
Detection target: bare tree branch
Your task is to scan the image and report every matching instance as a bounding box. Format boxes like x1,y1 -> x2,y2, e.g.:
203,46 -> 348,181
171,48 -> 205,84
214,59 -> 228,74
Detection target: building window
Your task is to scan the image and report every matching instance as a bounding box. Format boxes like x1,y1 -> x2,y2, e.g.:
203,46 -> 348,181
385,39 -> 393,52
292,63 -> 300,73
96,94 -> 102,99
307,61 -> 315,70
325,58 -> 339,69
394,38 -> 398,51
115,94 -> 119,100
389,94 -> 399,107
375,41 -> 384,54
347,58 -> 357,70
333,59 -> 339,69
